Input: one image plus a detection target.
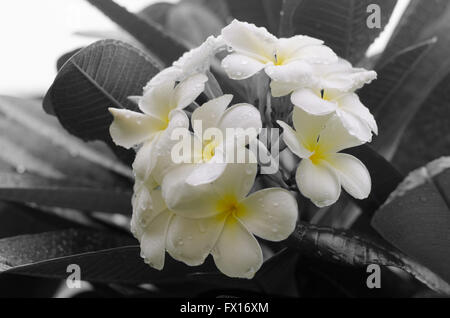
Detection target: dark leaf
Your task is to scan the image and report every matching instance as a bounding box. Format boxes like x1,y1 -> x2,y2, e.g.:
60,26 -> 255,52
359,39 -> 436,116
0,173 -> 132,215
369,5 -> 450,160
224,0 -> 283,35
372,157 -> 450,284
393,70 -> 450,173
0,95 -> 132,182
286,221 -> 450,295
166,1 -> 225,47
43,40 -> 160,164
291,0 -> 397,63
381,0 -> 450,60
56,47 -> 82,71
86,0 -> 187,65
138,2 -> 174,25
0,203 -> 85,240
0,229 -> 134,271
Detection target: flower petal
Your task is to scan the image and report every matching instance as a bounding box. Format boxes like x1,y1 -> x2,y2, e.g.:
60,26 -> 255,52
314,58 -> 377,91
265,60 -> 314,84
173,73 -> 208,109
192,94 -> 233,135
139,209 -> 173,270
277,35 -> 324,61
238,188 -> 298,241
277,120 -> 312,158
161,164 -> 221,218
166,214 -> 226,266
291,88 -> 338,116
270,80 -> 301,97
288,44 -> 337,64
212,150 -> 257,201
318,114 -> 364,154
150,110 -> 191,184
218,103 -> 262,138
138,80 -> 174,120
221,19 -> 277,63
336,109 -> 373,143
185,159 -> 227,187
131,185 -> 167,239
144,67 -> 182,91
292,107 -> 331,150
211,216 -> 263,279
296,158 -> 341,207
133,137 -> 159,181
338,93 -> 378,135
108,108 -> 166,149
173,36 -> 225,77
221,53 -> 267,80
327,153 -> 371,200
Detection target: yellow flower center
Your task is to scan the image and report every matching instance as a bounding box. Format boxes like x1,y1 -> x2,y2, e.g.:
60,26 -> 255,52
320,89 -> 332,101
273,52 -> 285,66
202,139 -> 219,162
309,150 -> 326,165
216,194 -> 246,219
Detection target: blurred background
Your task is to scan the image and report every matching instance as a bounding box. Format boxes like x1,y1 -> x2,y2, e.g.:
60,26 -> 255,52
0,0 -> 408,97
0,0 -> 177,97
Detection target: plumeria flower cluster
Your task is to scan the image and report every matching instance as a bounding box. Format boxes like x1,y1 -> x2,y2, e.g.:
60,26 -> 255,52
108,19 -> 377,279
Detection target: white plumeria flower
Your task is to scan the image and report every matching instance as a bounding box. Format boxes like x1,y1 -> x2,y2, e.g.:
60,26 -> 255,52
109,74 -> 207,181
145,36 -> 225,90
161,157 -> 298,279
220,19 -> 337,82
272,58 -> 378,142
131,178 -> 173,270
182,94 -> 262,186
277,107 -> 371,208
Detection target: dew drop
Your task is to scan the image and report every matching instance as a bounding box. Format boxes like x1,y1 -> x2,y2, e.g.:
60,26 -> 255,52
16,165 -> 26,174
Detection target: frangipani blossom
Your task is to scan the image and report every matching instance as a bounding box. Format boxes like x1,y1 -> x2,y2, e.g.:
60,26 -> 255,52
221,19 -> 337,82
161,157 -> 298,278
131,178 -> 173,270
145,35 -> 225,89
277,108 -> 371,208
109,74 -> 207,181
272,58 -> 378,142
183,94 -> 262,186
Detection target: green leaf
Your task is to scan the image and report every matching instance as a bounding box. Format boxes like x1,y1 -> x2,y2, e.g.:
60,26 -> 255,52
43,40 -> 160,164
372,157 -> 450,285
286,221 -> 450,295
86,0 -> 187,65
381,0 -> 450,60
0,173 -> 132,215
289,0 -> 397,63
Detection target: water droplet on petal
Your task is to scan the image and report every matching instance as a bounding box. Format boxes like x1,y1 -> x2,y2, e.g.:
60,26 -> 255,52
16,165 -> 26,174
